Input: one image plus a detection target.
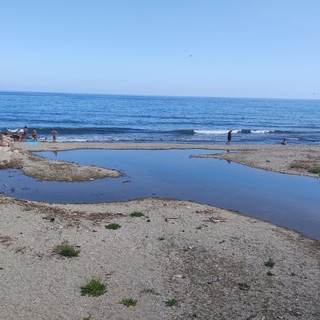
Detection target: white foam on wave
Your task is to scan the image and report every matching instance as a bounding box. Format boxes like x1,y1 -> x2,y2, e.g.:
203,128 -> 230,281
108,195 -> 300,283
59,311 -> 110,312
195,129 -> 272,135
194,129 -> 240,135
250,130 -> 270,134
56,135 -> 135,143
7,128 -> 24,133
57,137 -> 89,142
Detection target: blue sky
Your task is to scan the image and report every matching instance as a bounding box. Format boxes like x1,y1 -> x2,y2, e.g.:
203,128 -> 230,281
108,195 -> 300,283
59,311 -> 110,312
0,0 -> 319,98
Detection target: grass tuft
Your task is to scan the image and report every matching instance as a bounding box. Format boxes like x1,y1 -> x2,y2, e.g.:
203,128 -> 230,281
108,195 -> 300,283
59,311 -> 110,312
264,258 -> 275,268
56,241 -> 79,257
121,298 -> 138,307
105,223 -> 121,230
308,167 -> 320,174
291,163 -> 320,175
165,299 -> 178,307
81,278 -> 106,297
130,211 -> 144,217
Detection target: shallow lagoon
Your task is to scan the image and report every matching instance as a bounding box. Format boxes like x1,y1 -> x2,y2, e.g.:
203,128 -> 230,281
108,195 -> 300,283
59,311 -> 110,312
0,149 -> 319,240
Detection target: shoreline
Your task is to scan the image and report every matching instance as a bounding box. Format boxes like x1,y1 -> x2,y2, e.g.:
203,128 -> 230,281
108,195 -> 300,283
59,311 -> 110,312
0,142 -> 319,319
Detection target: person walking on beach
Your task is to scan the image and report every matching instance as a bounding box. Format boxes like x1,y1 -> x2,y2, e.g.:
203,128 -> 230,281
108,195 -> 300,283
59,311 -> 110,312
227,130 -> 232,145
52,129 -> 57,142
32,128 -> 38,141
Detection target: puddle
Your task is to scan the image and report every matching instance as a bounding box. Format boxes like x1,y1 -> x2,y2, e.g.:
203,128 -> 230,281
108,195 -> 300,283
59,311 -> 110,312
0,149 -> 319,240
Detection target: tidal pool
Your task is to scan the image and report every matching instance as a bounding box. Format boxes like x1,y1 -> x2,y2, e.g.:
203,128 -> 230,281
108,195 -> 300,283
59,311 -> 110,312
0,149 -> 319,240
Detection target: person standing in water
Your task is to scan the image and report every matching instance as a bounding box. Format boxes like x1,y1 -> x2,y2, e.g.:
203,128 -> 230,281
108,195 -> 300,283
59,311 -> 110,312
22,126 -> 28,141
32,128 -> 38,141
52,129 -> 58,142
227,130 -> 232,144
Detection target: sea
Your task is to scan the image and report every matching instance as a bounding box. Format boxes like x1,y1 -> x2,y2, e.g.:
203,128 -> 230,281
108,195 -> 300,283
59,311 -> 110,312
1,91 -> 319,145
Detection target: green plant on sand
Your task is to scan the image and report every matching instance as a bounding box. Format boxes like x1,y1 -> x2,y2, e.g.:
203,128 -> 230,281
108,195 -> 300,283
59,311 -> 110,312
105,223 -> 121,230
121,298 -> 138,307
264,258 -> 275,268
81,278 -> 106,297
308,167 -> 320,174
56,241 -> 79,257
130,211 -> 144,217
165,299 -> 178,307
291,163 -> 320,175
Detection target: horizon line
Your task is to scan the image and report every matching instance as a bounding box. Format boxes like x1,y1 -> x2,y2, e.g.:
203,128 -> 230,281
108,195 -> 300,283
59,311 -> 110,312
0,89 -> 319,101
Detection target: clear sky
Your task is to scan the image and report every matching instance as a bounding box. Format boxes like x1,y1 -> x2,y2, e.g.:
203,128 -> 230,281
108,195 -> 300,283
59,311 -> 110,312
0,0 -> 319,99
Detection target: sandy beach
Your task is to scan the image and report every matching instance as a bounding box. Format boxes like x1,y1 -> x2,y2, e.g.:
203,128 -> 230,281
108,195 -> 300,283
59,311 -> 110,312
0,141 -> 319,319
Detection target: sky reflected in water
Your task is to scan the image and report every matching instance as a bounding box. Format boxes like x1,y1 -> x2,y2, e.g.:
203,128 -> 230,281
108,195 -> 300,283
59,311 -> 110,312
0,149 -> 319,240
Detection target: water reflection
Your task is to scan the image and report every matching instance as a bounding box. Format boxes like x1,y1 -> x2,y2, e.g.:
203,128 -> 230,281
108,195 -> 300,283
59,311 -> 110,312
0,149 -> 319,240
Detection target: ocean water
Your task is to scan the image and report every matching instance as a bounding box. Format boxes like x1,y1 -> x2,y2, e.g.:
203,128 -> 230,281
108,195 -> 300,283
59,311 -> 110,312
0,91 -> 319,144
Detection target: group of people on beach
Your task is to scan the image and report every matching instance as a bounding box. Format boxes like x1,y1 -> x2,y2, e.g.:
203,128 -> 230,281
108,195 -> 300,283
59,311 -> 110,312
10,126 -> 58,143
8,127 -> 287,145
